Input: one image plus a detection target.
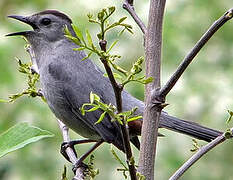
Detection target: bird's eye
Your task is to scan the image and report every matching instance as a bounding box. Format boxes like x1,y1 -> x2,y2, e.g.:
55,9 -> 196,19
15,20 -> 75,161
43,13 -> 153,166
40,18 -> 51,25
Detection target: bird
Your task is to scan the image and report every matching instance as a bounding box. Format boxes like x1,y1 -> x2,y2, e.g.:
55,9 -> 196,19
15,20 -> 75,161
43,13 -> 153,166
7,10 -> 222,162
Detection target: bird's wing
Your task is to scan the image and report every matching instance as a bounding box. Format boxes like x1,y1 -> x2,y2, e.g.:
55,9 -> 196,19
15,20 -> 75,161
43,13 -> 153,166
62,84 -> 125,151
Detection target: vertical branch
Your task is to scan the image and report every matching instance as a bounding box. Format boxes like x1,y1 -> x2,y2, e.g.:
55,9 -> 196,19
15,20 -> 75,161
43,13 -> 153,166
138,0 -> 166,179
99,41 -> 137,180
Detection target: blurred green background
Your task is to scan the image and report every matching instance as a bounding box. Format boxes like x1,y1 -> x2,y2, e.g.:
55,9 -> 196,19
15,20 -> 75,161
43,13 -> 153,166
0,0 -> 233,179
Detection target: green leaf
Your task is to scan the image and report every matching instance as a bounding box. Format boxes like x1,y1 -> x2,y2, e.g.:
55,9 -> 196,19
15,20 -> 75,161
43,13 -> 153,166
142,77 -> 154,84
111,146 -> 128,169
71,24 -> 85,43
136,172 -> 146,180
103,72 -> 122,80
109,61 -> 128,76
86,29 -> 93,47
0,122 -> 54,158
90,92 -> 100,103
107,40 -> 118,53
95,111 -> 107,124
73,47 -> 86,51
65,35 -> 81,46
118,17 -> 127,24
90,91 -> 95,104
127,116 -> 143,122
81,103 -> 93,116
64,25 -> 72,36
118,28 -> 126,36
86,106 -> 100,112
97,11 -> 105,21
227,110 -> 233,123
0,99 -> 9,103
93,93 -> 100,102
81,51 -> 93,61
97,33 -> 103,40
61,165 -> 68,180
108,6 -> 116,15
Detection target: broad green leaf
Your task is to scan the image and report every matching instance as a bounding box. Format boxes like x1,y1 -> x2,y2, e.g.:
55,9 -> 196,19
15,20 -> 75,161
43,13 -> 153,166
95,111 -> 106,124
0,122 -> 54,158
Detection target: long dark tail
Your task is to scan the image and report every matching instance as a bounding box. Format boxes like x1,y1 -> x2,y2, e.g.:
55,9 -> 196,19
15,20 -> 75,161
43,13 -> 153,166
160,113 -> 223,142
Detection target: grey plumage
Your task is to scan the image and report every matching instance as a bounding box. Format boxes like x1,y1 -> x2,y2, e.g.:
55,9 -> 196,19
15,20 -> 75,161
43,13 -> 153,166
7,10 -> 222,152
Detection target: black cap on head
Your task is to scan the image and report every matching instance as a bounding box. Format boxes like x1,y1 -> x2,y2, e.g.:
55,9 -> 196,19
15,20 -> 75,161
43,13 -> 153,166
35,10 -> 72,24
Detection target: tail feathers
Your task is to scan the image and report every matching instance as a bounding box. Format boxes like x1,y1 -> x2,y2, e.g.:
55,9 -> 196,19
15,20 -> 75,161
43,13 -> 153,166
160,113 -> 222,142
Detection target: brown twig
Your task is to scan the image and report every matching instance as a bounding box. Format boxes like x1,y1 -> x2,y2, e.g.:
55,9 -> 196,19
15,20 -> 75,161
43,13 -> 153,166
159,8 -> 233,99
99,40 -> 137,180
169,128 -> 233,180
57,119 -> 87,180
138,0 -> 166,179
123,0 -> 147,34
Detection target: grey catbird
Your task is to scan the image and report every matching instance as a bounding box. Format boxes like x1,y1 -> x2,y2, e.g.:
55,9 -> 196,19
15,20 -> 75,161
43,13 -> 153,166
7,10 -> 222,154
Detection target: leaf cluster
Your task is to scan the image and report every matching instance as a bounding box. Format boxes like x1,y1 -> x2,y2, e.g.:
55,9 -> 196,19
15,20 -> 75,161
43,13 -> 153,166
86,155 -> 100,179
81,92 -> 142,125
7,59 -> 45,102
87,6 -> 133,40
64,7 -> 153,88
190,139 -> 201,152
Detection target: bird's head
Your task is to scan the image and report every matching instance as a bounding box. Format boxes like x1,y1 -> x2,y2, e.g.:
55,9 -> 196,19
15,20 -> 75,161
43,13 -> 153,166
7,10 -> 74,44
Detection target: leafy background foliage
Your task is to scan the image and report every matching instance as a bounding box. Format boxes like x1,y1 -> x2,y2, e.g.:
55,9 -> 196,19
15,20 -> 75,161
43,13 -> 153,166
0,0 -> 232,179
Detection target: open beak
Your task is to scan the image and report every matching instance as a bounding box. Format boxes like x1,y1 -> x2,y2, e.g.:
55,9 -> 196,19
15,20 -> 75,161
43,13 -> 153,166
6,15 -> 36,36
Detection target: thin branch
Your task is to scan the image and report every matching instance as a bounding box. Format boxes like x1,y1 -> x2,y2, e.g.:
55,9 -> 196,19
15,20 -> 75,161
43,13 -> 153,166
169,128 -> 233,180
138,0 -> 166,179
57,119 -> 86,180
160,8 -> 233,98
99,40 -> 137,180
123,0 -> 147,34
